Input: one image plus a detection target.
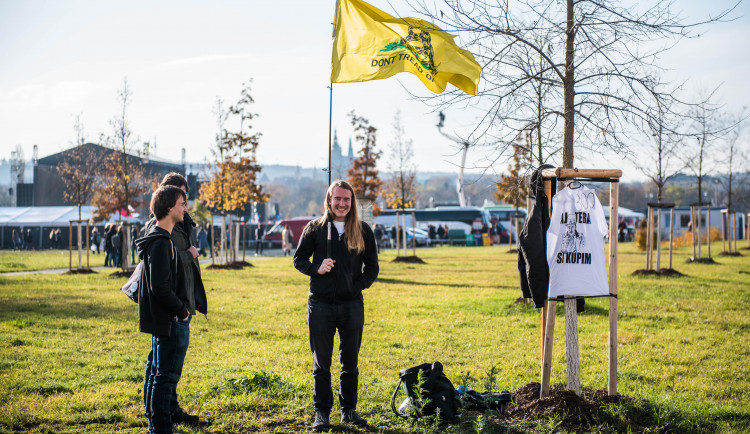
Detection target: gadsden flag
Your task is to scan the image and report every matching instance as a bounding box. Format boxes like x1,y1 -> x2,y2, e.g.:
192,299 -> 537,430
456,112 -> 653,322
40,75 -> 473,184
331,0 -> 482,95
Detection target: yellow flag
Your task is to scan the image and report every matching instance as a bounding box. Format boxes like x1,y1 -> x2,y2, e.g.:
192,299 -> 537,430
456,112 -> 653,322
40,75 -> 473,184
331,0 -> 482,95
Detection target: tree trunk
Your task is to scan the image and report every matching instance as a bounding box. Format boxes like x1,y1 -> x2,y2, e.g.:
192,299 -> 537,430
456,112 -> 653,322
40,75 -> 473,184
562,0 -> 575,169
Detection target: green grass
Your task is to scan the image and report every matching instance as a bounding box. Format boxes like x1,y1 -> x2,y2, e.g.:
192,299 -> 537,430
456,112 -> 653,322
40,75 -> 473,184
0,243 -> 749,433
0,249 -> 109,272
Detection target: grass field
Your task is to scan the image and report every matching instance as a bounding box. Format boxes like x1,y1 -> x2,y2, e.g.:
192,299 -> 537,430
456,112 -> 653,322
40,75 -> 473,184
0,249 -> 110,273
0,243 -> 749,433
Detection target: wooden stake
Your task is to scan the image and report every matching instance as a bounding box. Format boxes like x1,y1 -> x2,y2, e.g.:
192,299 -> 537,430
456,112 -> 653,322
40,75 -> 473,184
68,221 -> 72,272
690,206 -> 696,259
646,206 -> 653,270
722,210 -> 727,253
540,298 -> 556,398
656,207 -> 662,271
609,182 -> 619,395
669,208 -> 674,270
707,204 -> 711,258
86,222 -> 90,269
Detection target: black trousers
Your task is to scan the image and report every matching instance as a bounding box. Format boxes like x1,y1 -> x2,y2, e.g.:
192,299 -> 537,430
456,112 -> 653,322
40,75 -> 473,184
308,298 -> 364,413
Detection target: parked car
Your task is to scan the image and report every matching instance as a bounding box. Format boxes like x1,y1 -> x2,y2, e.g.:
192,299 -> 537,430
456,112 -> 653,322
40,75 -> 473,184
263,217 -> 315,249
405,227 -> 431,247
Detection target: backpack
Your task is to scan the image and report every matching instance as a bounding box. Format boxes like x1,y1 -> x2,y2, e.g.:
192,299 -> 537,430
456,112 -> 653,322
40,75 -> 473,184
390,361 -> 460,421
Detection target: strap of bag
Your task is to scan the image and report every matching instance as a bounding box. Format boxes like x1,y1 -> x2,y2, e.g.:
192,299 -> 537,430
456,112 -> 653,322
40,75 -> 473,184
390,378 -> 405,419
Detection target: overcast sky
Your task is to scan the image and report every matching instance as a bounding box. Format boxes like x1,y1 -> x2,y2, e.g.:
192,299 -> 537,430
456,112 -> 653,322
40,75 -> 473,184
1,0 -> 748,183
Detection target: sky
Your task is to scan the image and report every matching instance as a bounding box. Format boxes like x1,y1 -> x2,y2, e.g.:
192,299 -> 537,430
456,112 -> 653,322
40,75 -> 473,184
1,0 -> 748,183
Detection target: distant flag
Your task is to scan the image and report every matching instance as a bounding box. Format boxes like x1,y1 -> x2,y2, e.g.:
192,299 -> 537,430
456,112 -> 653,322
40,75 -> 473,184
331,0 -> 482,95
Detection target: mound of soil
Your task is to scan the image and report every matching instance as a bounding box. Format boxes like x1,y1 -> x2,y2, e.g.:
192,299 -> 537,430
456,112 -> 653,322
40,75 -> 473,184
62,268 -> 97,275
718,251 -> 742,257
206,261 -> 253,270
631,268 -> 684,277
686,257 -> 716,264
491,382 -> 628,428
507,248 -> 518,254
392,256 -> 426,264
109,270 -> 134,278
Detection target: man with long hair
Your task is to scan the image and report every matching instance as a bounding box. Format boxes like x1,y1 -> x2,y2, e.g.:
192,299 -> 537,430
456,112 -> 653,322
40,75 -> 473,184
293,180 -> 379,431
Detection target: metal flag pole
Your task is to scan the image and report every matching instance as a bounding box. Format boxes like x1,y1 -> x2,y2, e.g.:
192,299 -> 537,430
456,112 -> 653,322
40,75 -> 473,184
327,83 -> 333,259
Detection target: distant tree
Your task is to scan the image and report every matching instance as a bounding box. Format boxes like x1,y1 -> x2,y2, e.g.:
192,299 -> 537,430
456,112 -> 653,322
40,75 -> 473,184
347,111 -> 383,201
632,101 -> 685,203
384,111 -> 418,210
495,136 -> 531,209
200,83 -> 268,216
686,90 -> 723,205
92,78 -> 149,222
715,110 -> 747,212
57,115 -> 104,221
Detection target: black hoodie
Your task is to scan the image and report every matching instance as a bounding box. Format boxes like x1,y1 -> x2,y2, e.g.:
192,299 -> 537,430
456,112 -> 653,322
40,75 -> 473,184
135,225 -> 189,336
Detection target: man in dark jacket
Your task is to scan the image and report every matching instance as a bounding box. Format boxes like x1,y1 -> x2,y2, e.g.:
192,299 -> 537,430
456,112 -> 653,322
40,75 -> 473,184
293,180 -> 379,432
136,185 -> 190,434
143,172 -> 207,424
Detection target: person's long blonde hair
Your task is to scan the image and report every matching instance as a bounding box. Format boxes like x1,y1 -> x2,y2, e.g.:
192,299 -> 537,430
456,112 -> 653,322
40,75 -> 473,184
315,180 -> 364,254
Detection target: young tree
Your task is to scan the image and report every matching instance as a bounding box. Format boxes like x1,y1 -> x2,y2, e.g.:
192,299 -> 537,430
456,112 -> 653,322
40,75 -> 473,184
92,79 -> 151,270
347,111 -> 383,200
384,111 -> 418,210
199,84 -> 269,262
716,110 -> 747,212
58,116 -> 104,269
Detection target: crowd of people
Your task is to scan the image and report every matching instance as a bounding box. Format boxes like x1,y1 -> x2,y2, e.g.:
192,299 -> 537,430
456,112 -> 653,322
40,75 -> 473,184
10,228 -> 34,250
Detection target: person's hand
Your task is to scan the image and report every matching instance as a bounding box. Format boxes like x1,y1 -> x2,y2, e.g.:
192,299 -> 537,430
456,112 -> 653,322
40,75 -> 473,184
182,313 -> 190,321
188,246 -> 199,259
317,258 -> 336,275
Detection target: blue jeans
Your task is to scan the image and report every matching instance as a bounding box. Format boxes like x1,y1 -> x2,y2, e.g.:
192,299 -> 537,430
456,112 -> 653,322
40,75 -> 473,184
144,317 -> 190,434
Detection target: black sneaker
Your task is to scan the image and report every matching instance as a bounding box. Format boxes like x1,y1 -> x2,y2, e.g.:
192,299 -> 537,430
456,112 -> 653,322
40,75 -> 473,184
341,409 -> 367,427
312,411 -> 331,432
172,407 -> 199,423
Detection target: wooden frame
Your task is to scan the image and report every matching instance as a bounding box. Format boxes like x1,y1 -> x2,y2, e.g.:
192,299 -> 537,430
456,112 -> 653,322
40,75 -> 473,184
721,209 -> 738,254
539,168 -> 621,398
689,202 -> 712,260
645,202 -> 675,271
68,219 -> 90,271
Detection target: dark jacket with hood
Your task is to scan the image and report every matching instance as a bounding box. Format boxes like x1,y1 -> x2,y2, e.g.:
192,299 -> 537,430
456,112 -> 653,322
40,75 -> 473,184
518,165 -> 555,308
293,219 -> 379,304
145,213 -> 207,316
136,225 -> 190,336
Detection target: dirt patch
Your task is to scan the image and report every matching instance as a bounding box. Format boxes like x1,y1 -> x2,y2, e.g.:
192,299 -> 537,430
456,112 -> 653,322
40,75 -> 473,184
718,251 -> 742,257
686,257 -> 716,264
61,268 -> 97,275
392,256 -> 426,264
507,248 -> 518,254
493,382 -> 629,427
206,261 -> 253,270
631,268 -> 684,277
109,270 -> 134,278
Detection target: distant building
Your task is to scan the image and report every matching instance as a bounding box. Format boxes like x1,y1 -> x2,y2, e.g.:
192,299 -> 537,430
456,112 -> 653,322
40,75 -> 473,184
330,130 -> 354,181
25,143 -> 185,209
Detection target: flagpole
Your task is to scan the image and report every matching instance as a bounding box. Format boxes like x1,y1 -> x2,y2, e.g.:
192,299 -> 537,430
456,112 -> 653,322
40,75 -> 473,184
327,82 -> 333,259
327,83 -> 333,185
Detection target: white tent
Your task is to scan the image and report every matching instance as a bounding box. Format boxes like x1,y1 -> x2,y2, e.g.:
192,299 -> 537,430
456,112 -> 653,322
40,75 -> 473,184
0,206 -> 141,227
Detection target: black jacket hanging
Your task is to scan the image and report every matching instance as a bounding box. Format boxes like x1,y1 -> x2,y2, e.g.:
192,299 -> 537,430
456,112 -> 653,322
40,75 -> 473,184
518,165 -> 555,308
